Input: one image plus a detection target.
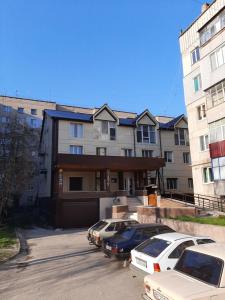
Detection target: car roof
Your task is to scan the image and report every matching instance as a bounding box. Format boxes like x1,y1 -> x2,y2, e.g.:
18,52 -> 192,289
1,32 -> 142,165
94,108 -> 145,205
102,218 -> 136,223
153,232 -> 210,242
126,223 -> 169,229
186,243 -> 225,260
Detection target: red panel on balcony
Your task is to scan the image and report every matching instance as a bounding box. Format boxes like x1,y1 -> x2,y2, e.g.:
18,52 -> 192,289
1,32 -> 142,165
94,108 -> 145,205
209,140 -> 225,158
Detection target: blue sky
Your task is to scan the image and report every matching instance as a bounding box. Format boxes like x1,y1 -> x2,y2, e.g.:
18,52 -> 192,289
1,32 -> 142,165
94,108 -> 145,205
0,0 -> 211,116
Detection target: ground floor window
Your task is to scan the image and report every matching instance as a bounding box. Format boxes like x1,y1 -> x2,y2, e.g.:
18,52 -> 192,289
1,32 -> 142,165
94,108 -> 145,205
188,178 -> 193,189
212,157 -> 225,180
203,167 -> 213,183
69,177 -> 83,191
167,178 -> 177,190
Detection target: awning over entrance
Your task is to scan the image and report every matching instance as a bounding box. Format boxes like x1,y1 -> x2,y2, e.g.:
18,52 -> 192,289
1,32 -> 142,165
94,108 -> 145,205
56,154 -> 165,171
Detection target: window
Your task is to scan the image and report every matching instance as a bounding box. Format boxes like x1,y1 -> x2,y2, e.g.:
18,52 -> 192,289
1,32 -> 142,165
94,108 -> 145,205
196,239 -> 215,245
167,178 -> 177,190
31,109 -> 37,115
70,145 -> 83,155
210,45 -> 225,71
174,128 -> 189,146
200,8 -> 225,46
123,149 -> 132,157
197,104 -> 206,120
27,184 -> 34,191
1,116 -> 10,123
136,238 -> 171,257
191,47 -> 200,64
27,196 -> 33,202
212,157 -> 225,180
70,123 -> 83,138
69,177 -> 83,191
193,74 -> 201,92
200,135 -> 209,151
18,107 -> 24,113
168,240 -> 194,259
142,150 -> 153,157
206,80 -> 225,109
209,118 -> 225,143
137,125 -> 156,144
183,152 -> 190,164
30,118 -> 37,128
96,147 -> 106,156
164,151 -> 173,163
105,223 -> 116,232
175,250 -> 223,286
3,105 -> 11,113
203,167 -> 213,183
101,121 -> 116,140
188,178 -> 193,189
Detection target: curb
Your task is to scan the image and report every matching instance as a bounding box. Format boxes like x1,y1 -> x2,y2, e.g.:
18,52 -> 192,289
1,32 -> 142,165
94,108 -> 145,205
0,228 -> 28,264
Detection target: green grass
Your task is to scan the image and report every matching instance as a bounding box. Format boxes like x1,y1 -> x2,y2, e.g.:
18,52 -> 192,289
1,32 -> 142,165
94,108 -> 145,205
0,227 -> 17,249
170,215 -> 225,226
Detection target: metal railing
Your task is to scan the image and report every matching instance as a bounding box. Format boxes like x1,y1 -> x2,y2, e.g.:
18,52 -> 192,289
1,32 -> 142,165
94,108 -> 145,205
163,192 -> 225,212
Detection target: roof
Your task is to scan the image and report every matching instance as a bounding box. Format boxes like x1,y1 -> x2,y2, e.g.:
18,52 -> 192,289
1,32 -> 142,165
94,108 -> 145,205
45,109 -> 137,126
179,1 -> 215,37
159,114 -> 185,130
128,223 -> 169,229
0,94 -> 56,104
103,218 -> 136,223
153,232 -> 208,242
45,109 -> 93,122
187,243 -> 225,260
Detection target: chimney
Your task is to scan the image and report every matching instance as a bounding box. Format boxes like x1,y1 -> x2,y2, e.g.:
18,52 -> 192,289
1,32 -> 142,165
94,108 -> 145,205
201,3 -> 210,13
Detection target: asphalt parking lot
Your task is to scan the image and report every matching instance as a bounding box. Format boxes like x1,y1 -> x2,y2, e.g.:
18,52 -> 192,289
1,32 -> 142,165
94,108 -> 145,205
0,227 -> 144,300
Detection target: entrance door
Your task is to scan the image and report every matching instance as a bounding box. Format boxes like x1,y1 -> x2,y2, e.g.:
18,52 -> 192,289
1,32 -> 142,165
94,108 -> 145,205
124,173 -> 134,196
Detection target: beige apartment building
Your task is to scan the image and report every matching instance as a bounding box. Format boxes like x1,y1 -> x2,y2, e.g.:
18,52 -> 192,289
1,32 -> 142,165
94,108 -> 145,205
179,0 -> 225,200
38,104 -> 192,227
0,95 -> 56,205
0,95 -> 192,223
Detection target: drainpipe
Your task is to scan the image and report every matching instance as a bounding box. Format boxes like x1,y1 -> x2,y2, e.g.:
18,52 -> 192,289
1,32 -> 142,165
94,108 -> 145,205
158,129 -> 165,194
133,127 -> 136,157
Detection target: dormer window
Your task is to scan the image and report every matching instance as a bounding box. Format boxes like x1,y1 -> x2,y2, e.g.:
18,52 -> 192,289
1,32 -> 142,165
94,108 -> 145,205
137,125 -> 156,144
101,121 -> 116,140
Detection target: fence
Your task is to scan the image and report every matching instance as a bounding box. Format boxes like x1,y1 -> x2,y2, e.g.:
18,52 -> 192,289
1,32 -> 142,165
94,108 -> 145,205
163,192 -> 224,212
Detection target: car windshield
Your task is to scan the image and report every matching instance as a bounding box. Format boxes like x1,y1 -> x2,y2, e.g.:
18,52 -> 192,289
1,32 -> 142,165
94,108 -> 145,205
135,238 -> 171,257
118,227 -> 135,239
92,221 -> 108,231
175,250 -> 223,287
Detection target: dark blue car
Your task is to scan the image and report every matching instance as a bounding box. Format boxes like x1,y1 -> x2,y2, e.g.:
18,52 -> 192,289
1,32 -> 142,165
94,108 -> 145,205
102,223 -> 174,259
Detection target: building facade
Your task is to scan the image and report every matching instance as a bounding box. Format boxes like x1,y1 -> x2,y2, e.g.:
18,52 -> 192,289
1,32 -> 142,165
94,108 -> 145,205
0,96 -> 56,205
0,95 -> 193,223
179,0 -> 225,200
38,104 -> 192,227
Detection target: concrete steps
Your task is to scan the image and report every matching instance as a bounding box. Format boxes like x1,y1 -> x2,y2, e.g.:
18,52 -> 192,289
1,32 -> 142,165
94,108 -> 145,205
127,196 -> 143,212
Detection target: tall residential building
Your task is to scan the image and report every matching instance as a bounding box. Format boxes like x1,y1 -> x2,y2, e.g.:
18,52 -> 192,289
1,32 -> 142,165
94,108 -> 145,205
0,96 -> 56,205
179,0 -> 225,199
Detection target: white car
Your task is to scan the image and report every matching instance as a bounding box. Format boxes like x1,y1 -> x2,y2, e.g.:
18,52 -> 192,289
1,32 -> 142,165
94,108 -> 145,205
131,232 -> 215,275
143,243 -> 225,300
87,218 -> 138,247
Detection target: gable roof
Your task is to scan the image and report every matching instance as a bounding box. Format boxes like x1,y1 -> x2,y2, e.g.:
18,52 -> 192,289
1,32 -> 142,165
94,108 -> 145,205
93,103 -> 118,122
135,109 -> 157,126
159,114 -> 186,130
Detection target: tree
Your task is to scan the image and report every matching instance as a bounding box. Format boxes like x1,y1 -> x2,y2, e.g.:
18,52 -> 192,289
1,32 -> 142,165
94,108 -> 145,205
0,113 -> 40,224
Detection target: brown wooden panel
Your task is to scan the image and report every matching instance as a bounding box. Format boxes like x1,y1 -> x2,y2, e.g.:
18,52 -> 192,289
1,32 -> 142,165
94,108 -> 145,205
56,154 -> 165,171
60,198 -> 99,228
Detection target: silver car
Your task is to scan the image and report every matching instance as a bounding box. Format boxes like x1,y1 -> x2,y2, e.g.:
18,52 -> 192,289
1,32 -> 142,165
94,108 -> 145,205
87,218 -> 138,247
